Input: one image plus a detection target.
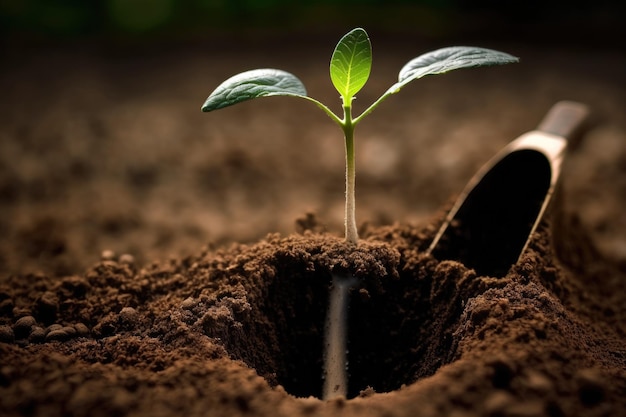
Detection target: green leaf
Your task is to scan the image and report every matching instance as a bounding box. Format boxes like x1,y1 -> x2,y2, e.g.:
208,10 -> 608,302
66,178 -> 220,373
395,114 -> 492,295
202,69 -> 307,112
330,28 -> 372,100
390,46 -> 518,94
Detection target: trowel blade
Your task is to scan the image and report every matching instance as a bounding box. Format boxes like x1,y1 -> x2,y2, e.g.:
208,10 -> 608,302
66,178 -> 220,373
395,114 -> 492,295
428,101 -> 589,277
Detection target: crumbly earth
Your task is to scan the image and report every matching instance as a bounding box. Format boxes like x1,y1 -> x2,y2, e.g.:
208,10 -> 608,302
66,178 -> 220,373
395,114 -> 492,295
0,33 -> 625,417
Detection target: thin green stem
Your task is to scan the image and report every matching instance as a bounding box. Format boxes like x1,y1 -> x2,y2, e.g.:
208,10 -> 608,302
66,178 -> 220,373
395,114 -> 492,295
352,86 -> 397,125
302,94 -> 358,244
301,96 -> 343,125
342,98 -> 358,244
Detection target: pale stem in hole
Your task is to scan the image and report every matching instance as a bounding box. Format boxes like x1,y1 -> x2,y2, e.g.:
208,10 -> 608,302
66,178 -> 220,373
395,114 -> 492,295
323,273 -> 357,399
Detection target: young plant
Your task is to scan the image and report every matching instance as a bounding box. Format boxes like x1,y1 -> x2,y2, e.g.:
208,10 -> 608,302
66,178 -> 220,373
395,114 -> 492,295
202,27 -> 518,245
202,28 -> 517,400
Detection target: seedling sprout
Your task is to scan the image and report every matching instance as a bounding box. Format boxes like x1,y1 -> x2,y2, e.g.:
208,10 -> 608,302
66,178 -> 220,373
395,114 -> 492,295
202,28 -> 517,400
202,27 -> 518,244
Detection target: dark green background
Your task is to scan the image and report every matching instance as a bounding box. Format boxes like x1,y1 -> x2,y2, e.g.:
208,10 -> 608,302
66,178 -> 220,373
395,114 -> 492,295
1,0 -> 624,45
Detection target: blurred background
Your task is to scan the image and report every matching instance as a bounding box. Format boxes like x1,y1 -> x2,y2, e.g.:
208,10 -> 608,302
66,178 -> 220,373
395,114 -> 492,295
0,0 -> 624,45
1,1 -> 625,276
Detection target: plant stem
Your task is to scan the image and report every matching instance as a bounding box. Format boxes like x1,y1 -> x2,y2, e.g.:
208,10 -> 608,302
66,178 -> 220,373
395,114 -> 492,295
353,86 -> 397,125
321,100 -> 359,400
323,273 -> 357,399
342,101 -> 359,244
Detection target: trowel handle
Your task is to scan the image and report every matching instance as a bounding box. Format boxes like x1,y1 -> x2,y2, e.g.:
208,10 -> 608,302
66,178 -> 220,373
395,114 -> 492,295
537,100 -> 589,139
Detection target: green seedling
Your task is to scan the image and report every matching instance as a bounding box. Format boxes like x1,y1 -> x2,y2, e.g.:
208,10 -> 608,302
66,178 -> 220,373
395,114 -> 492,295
202,28 -> 517,399
202,27 -> 517,245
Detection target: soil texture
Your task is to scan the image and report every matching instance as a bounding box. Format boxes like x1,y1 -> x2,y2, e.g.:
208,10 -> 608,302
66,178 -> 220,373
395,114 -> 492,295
1,33 -> 625,416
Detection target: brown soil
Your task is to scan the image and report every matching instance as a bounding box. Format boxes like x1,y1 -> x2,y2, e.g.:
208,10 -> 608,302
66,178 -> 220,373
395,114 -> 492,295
1,34 -> 625,417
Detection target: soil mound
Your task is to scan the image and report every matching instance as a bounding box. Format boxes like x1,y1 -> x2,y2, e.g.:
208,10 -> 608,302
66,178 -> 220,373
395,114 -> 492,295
1,218 -> 625,417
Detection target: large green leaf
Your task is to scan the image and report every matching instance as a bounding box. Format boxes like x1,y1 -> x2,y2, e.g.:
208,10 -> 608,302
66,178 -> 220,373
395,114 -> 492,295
330,28 -> 372,99
202,69 -> 307,112
390,46 -> 518,94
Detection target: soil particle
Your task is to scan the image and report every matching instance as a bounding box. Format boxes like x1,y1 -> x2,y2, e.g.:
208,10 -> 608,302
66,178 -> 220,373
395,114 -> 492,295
13,315 -> 36,339
28,326 -> 46,343
119,254 -> 135,265
35,291 -> 59,325
523,370 -> 553,394
46,328 -> 73,342
0,325 -> 14,343
74,323 -> 90,337
119,307 -> 139,324
483,390 -> 516,415
101,250 -> 116,261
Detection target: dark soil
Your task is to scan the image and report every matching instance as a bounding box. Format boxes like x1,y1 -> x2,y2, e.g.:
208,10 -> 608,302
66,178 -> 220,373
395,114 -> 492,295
1,33 -> 625,417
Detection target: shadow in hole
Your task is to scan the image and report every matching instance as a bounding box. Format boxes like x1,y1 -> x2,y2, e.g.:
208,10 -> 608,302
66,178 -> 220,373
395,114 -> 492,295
262,269 -> 330,399
246,255 -> 475,399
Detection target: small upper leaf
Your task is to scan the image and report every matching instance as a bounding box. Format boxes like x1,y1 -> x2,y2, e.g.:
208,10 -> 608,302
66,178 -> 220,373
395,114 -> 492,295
330,28 -> 372,100
202,69 -> 307,112
390,46 -> 518,94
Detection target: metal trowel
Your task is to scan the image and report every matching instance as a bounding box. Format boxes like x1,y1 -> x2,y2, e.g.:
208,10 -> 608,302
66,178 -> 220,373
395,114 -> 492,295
427,101 -> 589,277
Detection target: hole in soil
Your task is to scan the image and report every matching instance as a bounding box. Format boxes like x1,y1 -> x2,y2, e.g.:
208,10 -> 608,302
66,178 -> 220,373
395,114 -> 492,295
261,268 -> 329,399
220,246 -> 473,399
202,153 -> 555,399
431,150 -> 552,277
344,261 -> 465,398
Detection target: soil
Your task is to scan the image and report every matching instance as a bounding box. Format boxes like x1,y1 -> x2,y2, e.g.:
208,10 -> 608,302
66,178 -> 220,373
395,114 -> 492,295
1,33 -> 625,417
